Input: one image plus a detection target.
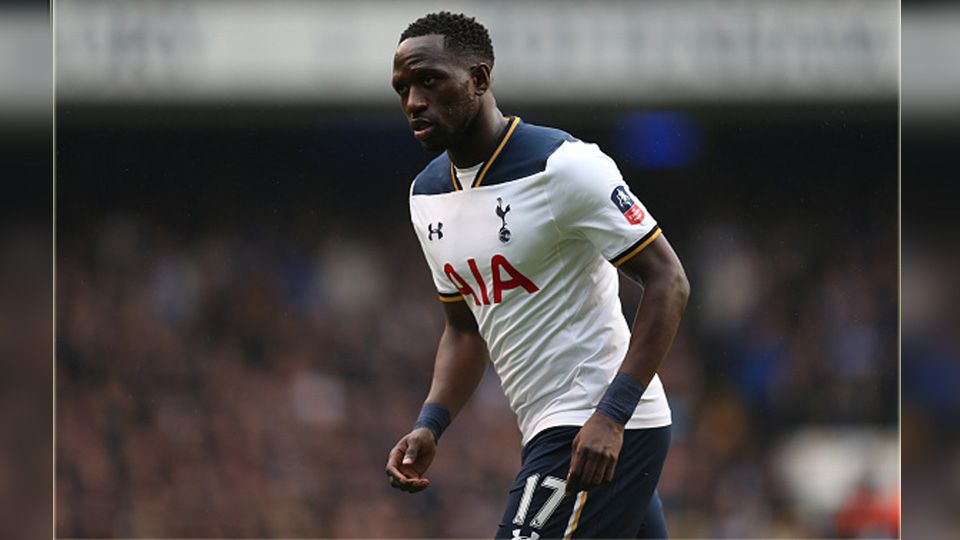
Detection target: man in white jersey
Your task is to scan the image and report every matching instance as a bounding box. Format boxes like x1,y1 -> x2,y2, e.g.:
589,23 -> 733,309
385,12 -> 690,539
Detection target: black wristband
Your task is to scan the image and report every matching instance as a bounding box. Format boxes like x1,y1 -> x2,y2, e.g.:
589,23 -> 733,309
413,403 -> 451,443
595,373 -> 646,425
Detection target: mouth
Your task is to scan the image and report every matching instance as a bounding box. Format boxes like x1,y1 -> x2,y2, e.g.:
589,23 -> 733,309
410,119 -> 435,140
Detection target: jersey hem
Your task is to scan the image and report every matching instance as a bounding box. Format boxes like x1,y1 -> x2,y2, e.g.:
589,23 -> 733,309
520,410 -> 673,446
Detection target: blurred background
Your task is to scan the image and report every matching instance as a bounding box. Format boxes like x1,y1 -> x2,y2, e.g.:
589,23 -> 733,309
0,1 -> 52,539
901,2 -> 960,539
49,0 -> 912,537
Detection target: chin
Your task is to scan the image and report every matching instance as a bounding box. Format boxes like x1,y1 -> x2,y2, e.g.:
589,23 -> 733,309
418,136 -> 449,153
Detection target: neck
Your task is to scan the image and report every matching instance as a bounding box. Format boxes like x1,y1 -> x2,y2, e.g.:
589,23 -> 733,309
447,103 -> 507,168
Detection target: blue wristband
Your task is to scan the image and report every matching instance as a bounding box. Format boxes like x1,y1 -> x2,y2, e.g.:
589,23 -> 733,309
596,373 -> 646,425
414,403 -> 451,443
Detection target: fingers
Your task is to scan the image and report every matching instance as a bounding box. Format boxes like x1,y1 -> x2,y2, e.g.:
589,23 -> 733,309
385,445 -> 410,480
603,458 -> 617,484
565,445 -> 583,496
403,444 -> 419,466
580,454 -> 599,492
595,456 -> 614,487
386,463 -> 430,492
386,443 -> 430,493
566,447 -> 617,495
389,475 -> 430,493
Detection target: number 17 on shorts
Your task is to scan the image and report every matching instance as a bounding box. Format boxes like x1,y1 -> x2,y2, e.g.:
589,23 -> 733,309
499,473 -> 587,539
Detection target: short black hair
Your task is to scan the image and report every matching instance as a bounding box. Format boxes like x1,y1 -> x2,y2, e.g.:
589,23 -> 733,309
399,11 -> 495,67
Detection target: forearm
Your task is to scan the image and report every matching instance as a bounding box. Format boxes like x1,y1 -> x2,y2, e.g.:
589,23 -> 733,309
386,309 -> 485,492
567,254 -> 688,493
619,271 -> 690,389
423,324 -> 489,420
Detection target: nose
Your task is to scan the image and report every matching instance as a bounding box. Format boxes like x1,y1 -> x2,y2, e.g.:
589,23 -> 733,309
405,87 -> 428,115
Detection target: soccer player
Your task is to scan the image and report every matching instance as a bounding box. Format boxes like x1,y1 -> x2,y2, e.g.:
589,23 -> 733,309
385,12 -> 690,539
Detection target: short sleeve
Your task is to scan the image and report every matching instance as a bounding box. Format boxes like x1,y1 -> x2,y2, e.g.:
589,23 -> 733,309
547,141 -> 661,266
409,185 -> 464,302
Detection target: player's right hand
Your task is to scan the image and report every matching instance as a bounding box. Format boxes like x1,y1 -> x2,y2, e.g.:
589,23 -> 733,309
385,427 -> 437,493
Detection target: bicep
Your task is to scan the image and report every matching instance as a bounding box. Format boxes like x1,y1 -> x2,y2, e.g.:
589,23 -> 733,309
616,233 -> 686,286
427,295 -> 488,411
442,298 -> 479,333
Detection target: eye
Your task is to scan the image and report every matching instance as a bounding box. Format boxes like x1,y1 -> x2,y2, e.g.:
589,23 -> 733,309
422,75 -> 436,87
393,83 -> 408,95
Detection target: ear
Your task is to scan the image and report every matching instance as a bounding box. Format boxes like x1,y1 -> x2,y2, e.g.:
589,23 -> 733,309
470,63 -> 492,96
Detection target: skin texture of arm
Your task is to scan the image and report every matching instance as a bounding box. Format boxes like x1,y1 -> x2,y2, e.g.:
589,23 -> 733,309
385,299 -> 488,493
565,233 -> 691,495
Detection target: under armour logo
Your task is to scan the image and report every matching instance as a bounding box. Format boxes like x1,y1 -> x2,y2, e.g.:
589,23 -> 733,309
496,197 -> 511,243
428,222 -> 443,240
512,529 -> 540,540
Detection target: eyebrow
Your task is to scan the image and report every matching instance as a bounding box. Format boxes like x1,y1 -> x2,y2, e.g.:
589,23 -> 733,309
393,63 -> 447,81
397,54 -> 443,69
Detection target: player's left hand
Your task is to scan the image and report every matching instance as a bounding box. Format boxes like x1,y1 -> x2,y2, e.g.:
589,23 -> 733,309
565,412 -> 624,495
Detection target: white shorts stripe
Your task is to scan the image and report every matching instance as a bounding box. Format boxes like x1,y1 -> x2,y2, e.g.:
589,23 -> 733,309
562,491 -> 588,539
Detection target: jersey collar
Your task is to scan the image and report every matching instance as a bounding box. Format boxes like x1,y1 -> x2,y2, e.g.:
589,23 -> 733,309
450,116 -> 521,191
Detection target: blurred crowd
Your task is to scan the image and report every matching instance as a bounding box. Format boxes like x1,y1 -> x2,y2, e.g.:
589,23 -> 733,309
0,226 -> 52,540
901,230 -> 960,539
56,199 -> 897,537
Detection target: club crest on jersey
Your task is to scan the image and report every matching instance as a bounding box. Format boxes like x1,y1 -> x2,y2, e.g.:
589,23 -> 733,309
496,197 -> 512,243
611,186 -> 645,225
428,222 -> 443,240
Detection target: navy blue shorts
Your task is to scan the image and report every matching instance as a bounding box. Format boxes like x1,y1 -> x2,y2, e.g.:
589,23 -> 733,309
495,425 -> 671,539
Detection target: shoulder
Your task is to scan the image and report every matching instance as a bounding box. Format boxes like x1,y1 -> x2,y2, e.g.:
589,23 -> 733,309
510,121 -> 578,156
543,138 -> 628,218
546,137 -> 619,179
411,152 -> 454,196
481,120 -> 578,186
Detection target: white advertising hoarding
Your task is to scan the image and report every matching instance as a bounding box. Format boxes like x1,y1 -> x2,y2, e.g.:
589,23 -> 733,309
51,0 -> 898,104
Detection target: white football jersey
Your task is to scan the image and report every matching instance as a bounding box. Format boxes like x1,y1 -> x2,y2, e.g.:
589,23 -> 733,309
409,117 -> 671,445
